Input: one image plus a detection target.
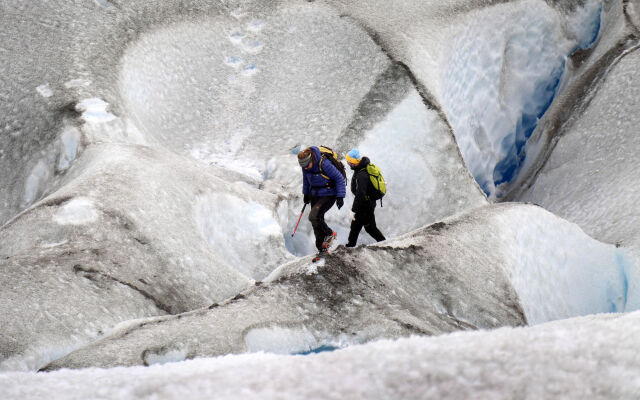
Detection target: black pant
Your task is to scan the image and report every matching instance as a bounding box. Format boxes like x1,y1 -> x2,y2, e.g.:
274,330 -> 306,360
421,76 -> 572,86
347,201 -> 385,247
309,196 -> 336,251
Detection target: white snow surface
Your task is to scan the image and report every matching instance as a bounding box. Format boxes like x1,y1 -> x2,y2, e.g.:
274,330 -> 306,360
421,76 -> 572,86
120,4 -> 388,165
75,98 -> 116,123
3,311 -> 640,400
36,84 -> 53,98
52,197 -> 99,225
244,326 -> 326,354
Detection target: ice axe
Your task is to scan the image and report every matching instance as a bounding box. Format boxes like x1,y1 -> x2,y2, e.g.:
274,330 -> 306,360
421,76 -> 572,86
291,203 -> 307,237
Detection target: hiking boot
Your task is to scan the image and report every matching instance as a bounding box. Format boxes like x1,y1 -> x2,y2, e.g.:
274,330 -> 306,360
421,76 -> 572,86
322,231 -> 337,249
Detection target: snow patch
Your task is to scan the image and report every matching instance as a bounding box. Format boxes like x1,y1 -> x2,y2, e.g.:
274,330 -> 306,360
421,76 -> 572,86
56,126 -> 81,172
189,141 -> 264,181
64,79 -> 91,88
225,55 -> 244,68
247,19 -> 265,33
305,260 -> 321,273
242,40 -> 264,54
143,347 -> 189,366
94,0 -> 115,9
40,240 -> 69,248
229,9 -> 247,20
245,326 -> 320,355
0,342 -> 80,372
241,63 -> 260,76
564,0 -> 602,49
229,29 -> 247,45
76,98 -> 116,123
23,160 -> 53,207
53,197 -> 99,225
36,84 -> 53,98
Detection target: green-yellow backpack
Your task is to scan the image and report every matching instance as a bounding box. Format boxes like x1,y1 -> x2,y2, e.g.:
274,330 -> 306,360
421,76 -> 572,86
366,163 -> 386,204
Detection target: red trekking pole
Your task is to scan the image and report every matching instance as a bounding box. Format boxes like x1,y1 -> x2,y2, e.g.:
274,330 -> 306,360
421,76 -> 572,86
291,204 -> 307,237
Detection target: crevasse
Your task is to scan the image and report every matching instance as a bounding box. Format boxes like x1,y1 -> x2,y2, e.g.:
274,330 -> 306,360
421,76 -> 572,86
441,1 -> 603,198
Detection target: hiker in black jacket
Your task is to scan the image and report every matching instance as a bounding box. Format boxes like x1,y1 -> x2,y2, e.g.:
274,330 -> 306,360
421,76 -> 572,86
345,149 -> 386,247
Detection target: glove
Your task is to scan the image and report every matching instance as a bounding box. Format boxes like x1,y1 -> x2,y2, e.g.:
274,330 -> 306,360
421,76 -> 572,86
336,197 -> 344,209
303,194 -> 310,204
350,211 -> 356,221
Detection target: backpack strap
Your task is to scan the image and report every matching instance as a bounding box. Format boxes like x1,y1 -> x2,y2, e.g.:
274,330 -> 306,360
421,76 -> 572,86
361,166 -> 383,207
375,174 -> 383,207
318,156 -> 331,183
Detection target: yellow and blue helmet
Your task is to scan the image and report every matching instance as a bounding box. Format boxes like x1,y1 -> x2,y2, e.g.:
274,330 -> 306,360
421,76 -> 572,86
345,148 -> 361,166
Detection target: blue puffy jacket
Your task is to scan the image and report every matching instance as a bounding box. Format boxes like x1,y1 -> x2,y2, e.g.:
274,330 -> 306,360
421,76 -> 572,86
302,146 -> 346,198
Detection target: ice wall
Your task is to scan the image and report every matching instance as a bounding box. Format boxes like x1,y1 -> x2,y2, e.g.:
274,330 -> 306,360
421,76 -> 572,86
441,0 -> 603,197
519,48 -> 640,311
326,0 -> 610,198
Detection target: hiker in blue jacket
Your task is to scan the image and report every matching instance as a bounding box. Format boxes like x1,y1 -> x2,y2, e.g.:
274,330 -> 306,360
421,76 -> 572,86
298,146 -> 346,253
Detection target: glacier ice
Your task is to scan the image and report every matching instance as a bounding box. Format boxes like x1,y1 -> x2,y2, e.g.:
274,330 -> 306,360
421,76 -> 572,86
5,311 -> 640,400
40,203 -> 634,371
1,0 -> 640,398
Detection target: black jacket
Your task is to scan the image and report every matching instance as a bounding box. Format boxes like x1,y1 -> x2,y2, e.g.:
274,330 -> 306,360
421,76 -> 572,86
350,157 -> 374,213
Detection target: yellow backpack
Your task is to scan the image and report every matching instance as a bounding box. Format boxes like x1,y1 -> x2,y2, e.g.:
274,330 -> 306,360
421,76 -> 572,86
366,163 -> 386,200
318,145 -> 347,184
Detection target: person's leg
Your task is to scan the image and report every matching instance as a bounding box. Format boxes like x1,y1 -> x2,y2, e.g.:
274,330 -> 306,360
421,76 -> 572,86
363,211 -> 385,242
362,203 -> 385,242
309,196 -> 336,250
347,203 -> 373,247
308,197 -> 323,250
347,218 -> 364,247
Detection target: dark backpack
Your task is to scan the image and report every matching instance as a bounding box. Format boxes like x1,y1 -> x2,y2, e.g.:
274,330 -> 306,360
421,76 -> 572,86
318,145 -> 347,185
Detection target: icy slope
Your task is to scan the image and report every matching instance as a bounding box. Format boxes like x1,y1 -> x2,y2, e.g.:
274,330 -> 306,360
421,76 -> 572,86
0,142 -> 294,371
519,49 -> 640,269
0,0 -> 487,371
42,203 -> 634,371
0,0 -> 491,373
